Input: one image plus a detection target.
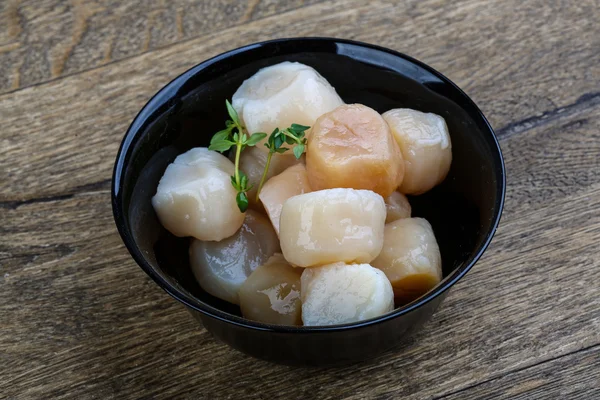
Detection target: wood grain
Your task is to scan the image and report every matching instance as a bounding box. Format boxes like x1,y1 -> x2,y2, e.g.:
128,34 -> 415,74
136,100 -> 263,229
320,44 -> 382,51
440,345 -> 600,399
2,0 -> 600,398
0,0 -> 323,93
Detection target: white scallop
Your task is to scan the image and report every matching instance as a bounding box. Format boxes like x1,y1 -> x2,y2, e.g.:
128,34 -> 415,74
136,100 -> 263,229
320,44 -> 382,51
301,262 -> 394,326
385,191 -> 412,223
383,109 -> 452,195
189,210 -> 280,305
232,61 -> 344,150
279,188 -> 386,267
151,148 -> 244,241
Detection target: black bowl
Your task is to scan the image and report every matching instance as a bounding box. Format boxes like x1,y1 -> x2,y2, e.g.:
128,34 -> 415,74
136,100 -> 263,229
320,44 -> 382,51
112,38 -> 505,366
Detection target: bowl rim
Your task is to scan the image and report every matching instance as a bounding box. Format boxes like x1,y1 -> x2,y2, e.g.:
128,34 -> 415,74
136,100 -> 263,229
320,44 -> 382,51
112,36 -> 506,333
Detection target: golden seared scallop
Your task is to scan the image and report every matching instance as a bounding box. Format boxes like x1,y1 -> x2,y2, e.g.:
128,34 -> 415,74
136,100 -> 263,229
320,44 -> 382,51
382,109 -> 452,195
279,188 -> 386,268
371,218 -> 442,304
189,210 -> 280,305
385,191 -> 411,223
239,254 -> 303,325
301,262 -> 394,326
152,148 -> 245,241
235,146 -> 303,211
259,164 -> 312,235
306,104 -> 404,198
232,61 -> 344,151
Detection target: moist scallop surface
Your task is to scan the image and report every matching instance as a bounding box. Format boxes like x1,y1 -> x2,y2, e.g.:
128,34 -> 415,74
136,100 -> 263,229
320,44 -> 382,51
301,262 -> 394,326
259,163 -> 312,235
306,104 -> 404,198
371,217 -> 442,304
385,191 -> 412,223
232,61 -> 344,150
383,109 -> 452,195
239,254 -> 303,325
279,188 -> 386,268
151,148 -> 245,241
189,210 -> 280,305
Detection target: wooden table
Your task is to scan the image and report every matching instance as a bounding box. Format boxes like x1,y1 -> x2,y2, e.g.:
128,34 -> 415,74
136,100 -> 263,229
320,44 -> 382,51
2,1 -> 599,398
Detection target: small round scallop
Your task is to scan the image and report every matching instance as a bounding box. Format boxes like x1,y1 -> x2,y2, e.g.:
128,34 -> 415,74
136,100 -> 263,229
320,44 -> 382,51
239,254 -> 303,325
189,210 -> 280,305
385,191 -> 412,223
371,218 -> 442,304
382,109 -> 452,195
306,104 -> 404,198
232,61 -> 344,150
259,163 -> 312,235
301,262 -> 394,326
151,148 -> 245,241
234,146 -> 303,211
279,188 -> 386,267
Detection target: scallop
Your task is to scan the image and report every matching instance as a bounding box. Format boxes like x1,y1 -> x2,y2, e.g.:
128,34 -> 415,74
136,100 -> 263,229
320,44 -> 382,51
234,146 -> 303,211
259,164 -> 312,235
306,104 -> 404,198
382,109 -> 452,195
151,148 -> 244,241
301,262 -> 394,326
232,61 -> 344,150
239,254 -> 303,325
279,188 -> 386,267
385,191 -> 411,223
371,218 -> 442,304
189,210 -> 280,305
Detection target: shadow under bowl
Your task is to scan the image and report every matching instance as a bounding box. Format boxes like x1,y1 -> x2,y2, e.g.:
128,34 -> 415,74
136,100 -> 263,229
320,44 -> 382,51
112,37 -> 505,366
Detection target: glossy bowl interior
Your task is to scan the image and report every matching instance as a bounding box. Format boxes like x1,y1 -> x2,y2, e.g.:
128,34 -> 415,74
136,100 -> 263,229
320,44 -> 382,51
112,38 -> 505,365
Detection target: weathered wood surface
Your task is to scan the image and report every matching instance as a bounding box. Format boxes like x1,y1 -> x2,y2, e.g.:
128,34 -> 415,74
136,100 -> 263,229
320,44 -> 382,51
1,0 -> 599,398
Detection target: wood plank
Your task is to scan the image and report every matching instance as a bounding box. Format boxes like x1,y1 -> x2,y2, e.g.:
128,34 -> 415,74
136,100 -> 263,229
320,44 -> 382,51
0,0 -> 323,93
1,0 -> 599,202
501,101 -> 600,208
439,345 -> 600,400
2,106 -> 599,398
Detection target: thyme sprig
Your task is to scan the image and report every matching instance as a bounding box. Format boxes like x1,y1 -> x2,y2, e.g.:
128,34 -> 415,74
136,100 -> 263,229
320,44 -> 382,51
209,100 -> 309,211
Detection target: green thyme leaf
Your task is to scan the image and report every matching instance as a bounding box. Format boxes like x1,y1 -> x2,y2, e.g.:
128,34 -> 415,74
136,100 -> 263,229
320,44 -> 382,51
210,128 -> 231,144
226,100 -> 241,126
293,143 -> 304,159
236,192 -> 249,212
245,132 -> 267,146
291,123 -> 310,133
208,140 -> 235,152
274,134 -> 285,149
266,129 -> 278,149
284,133 -> 296,145
240,171 -> 248,189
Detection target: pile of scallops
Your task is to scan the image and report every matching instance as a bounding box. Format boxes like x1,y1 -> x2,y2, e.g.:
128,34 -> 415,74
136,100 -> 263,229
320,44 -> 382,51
152,62 -> 452,326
